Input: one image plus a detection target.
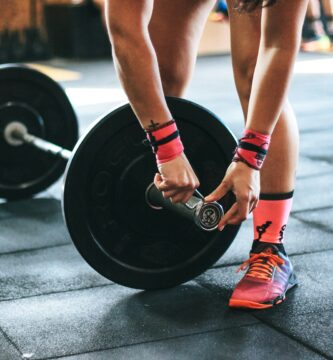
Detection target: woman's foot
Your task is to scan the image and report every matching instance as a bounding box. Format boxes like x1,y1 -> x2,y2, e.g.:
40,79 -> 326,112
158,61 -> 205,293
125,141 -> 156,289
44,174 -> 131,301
229,242 -> 298,309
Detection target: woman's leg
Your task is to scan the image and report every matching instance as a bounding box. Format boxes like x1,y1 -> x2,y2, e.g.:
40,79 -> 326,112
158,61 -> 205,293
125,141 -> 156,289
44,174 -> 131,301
149,0 -> 216,96
226,1 -> 299,309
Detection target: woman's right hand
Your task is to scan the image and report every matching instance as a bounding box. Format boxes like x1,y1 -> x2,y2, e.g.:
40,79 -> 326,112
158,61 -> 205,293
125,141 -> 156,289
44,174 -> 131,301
154,153 -> 200,204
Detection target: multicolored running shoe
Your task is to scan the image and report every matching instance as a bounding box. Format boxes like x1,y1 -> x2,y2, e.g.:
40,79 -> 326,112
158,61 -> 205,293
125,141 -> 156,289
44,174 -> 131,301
229,242 -> 298,309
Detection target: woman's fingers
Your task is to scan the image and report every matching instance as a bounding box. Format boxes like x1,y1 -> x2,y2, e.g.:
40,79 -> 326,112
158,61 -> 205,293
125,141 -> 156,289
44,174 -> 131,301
218,202 -> 238,230
204,181 -> 230,203
249,197 -> 259,213
154,173 -> 163,188
218,193 -> 255,229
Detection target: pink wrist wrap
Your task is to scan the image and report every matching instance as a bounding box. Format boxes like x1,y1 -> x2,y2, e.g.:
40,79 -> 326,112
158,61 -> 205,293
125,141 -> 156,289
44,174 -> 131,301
146,120 -> 184,164
233,129 -> 271,170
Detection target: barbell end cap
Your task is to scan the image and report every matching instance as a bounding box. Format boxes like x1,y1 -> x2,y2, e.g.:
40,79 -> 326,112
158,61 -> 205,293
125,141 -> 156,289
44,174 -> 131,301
195,201 -> 224,232
3,121 -> 28,146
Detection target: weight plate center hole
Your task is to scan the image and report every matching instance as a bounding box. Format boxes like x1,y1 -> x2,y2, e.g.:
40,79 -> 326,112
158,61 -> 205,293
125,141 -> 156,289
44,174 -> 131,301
145,183 -> 163,210
4,121 -> 28,146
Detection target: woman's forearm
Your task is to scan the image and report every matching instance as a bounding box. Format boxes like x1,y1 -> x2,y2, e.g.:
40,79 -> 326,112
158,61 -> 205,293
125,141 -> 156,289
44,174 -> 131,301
106,0 -> 171,129
112,33 -> 172,128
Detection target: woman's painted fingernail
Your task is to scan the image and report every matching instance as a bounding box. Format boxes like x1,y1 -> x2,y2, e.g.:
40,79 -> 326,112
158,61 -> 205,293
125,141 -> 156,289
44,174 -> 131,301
218,225 -> 225,232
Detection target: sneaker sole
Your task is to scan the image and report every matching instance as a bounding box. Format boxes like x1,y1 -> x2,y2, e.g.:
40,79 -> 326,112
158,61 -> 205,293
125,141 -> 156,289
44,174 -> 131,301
229,273 -> 298,310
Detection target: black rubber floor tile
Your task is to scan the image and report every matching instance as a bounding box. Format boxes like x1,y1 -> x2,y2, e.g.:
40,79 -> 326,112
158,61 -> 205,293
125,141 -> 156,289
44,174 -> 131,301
0,198 -> 60,220
0,244 -> 110,301
294,207 -> 333,233
295,107 -> 333,133
300,130 -> 333,162
0,199 -> 70,254
297,156 -> 333,179
59,323 -> 325,360
256,310 -> 333,359
0,283 -> 257,359
293,173 -> 333,212
0,330 -> 22,360
213,216 -> 333,267
198,251 -> 333,316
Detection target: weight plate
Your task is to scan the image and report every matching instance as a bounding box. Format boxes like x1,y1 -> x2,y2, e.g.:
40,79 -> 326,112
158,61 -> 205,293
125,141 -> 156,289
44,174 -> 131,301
63,97 -> 240,290
0,64 -> 78,200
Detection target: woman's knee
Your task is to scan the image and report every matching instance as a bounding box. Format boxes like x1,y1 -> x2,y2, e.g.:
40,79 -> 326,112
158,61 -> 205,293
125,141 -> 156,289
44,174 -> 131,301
233,52 -> 258,107
159,63 -> 191,97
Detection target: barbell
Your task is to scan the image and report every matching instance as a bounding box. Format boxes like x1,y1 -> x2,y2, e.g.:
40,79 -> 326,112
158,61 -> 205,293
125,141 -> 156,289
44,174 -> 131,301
0,64 -> 240,289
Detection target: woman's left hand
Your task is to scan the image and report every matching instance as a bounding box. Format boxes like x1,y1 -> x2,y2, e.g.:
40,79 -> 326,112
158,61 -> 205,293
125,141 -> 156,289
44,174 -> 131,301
205,161 -> 260,230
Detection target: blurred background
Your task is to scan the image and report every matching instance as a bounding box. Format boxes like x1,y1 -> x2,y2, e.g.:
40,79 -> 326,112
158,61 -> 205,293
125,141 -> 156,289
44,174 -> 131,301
0,0 -> 108,62
0,0 -> 231,63
2,0 -> 333,64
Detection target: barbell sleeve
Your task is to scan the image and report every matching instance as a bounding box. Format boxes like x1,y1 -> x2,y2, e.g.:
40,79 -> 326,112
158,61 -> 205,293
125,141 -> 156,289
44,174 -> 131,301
5,121 -> 72,161
21,132 -> 72,160
145,183 -> 224,231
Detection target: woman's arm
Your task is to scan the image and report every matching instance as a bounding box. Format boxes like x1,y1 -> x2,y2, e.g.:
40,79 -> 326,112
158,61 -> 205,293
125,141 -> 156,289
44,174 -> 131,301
106,0 -> 172,126
246,0 -> 309,134
106,0 -> 199,203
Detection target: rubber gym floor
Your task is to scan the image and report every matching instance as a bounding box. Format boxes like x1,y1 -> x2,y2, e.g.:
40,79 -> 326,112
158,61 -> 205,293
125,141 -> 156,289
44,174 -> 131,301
0,52 -> 332,360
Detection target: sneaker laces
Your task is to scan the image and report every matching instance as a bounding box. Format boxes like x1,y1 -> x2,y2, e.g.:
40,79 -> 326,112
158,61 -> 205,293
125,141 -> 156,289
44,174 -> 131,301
237,252 -> 285,281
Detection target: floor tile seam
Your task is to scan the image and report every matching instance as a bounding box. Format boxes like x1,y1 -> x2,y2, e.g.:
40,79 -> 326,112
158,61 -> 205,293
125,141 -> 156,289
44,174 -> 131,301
209,248 -> 333,270
0,207 -> 61,222
300,127 -> 333,134
290,215 -> 333,234
253,314 -> 333,360
0,282 -> 114,304
296,171 -> 333,180
193,278 -> 231,303
0,242 -> 71,258
288,248 -> 333,257
284,306 -> 333,318
300,149 -> 333,165
37,322 -> 261,360
0,324 -> 23,358
291,205 -> 333,215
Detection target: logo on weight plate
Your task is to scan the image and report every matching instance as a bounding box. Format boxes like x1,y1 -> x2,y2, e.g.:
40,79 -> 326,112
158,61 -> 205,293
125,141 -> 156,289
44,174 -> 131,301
200,206 -> 219,228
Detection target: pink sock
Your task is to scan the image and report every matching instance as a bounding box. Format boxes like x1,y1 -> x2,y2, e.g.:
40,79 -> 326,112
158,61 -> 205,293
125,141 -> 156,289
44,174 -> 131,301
253,192 -> 294,244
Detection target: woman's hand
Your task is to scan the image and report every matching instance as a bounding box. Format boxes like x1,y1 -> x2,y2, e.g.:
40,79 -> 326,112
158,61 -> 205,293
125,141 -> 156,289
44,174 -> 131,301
154,153 -> 200,204
205,161 -> 260,230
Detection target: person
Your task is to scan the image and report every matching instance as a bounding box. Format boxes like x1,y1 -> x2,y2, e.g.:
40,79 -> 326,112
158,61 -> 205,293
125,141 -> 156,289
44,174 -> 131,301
105,0 -> 309,309
210,0 -> 229,22
302,0 -> 333,52
323,0 -> 333,44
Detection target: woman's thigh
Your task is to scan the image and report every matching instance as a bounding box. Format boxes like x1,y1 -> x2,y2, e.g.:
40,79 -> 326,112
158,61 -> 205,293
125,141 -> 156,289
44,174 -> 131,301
149,0 -> 215,96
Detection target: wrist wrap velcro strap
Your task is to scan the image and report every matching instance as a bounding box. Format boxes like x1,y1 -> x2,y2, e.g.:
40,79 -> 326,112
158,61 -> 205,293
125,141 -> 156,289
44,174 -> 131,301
146,120 -> 184,164
232,129 -> 271,170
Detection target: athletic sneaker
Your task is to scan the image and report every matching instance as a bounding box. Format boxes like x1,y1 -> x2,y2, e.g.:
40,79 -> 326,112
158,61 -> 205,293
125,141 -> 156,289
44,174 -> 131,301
229,242 -> 298,309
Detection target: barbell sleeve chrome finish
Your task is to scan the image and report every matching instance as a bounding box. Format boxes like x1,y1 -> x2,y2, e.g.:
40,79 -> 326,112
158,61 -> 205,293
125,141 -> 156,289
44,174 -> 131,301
21,132 -> 72,160
145,183 -> 224,231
